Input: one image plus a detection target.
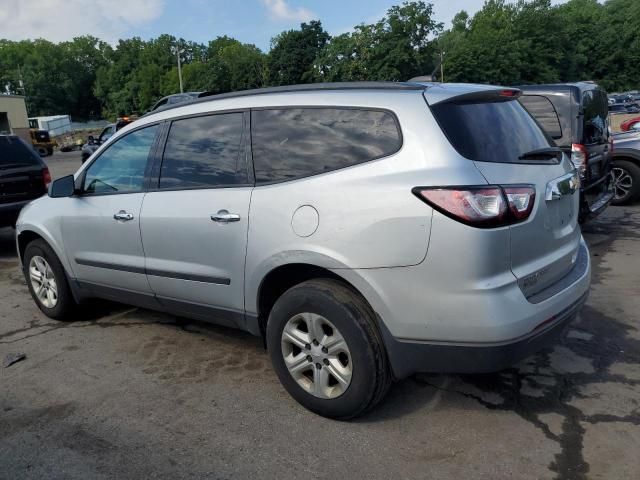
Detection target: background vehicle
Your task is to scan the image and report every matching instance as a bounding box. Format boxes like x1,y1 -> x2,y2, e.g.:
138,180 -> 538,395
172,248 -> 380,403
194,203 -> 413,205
28,119 -> 57,157
518,82 -> 613,222
81,117 -> 132,162
620,116 -> 640,131
608,104 -> 628,114
17,82 -> 590,419
0,135 -> 51,227
148,92 -> 203,112
611,130 -> 640,204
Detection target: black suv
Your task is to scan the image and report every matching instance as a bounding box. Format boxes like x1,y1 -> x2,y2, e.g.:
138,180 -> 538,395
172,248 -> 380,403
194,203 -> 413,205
517,82 -> 613,222
0,135 -> 51,228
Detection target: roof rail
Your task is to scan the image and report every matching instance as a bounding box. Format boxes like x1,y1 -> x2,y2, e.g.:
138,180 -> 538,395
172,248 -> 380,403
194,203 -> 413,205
143,81 -> 426,117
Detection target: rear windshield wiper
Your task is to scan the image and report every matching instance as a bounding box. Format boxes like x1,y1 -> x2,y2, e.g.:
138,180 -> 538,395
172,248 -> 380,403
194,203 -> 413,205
518,147 -> 563,161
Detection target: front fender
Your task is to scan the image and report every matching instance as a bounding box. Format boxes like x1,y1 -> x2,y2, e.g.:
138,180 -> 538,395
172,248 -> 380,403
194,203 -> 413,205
16,201 -> 76,279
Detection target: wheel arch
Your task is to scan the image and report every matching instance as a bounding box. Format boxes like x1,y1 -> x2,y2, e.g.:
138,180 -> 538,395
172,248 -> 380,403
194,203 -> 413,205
612,151 -> 640,166
17,227 -> 82,303
253,261 -> 391,343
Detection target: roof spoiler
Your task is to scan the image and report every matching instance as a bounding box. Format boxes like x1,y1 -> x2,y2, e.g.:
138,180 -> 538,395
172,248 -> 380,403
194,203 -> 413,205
428,88 -> 522,106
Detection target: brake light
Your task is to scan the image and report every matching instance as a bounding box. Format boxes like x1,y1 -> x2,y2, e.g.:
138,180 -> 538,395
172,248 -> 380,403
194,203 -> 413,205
500,89 -> 519,97
42,167 -> 52,188
571,144 -> 588,180
413,185 -> 535,228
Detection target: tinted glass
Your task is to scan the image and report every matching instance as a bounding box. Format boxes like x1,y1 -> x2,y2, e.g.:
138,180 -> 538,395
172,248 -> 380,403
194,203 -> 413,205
84,125 -> 158,194
252,108 -> 401,184
160,113 -> 245,189
431,99 -> 552,163
519,95 -> 562,139
583,90 -> 609,144
0,136 -> 41,168
99,126 -> 115,143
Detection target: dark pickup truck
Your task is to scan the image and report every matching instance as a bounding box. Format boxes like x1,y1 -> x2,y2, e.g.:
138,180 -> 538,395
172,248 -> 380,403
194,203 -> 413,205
517,82 -> 614,222
0,135 -> 51,228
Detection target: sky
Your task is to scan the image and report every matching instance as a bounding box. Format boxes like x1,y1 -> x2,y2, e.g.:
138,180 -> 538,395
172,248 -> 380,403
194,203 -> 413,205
0,0 -> 567,51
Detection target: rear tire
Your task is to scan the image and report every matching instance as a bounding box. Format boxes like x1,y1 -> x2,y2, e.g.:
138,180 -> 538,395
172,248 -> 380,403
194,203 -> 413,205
36,146 -> 48,157
23,239 -> 78,320
611,160 -> 640,205
266,279 -> 391,419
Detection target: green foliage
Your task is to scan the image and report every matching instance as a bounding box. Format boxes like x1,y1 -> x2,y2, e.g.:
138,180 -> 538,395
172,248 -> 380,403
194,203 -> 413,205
268,20 -> 329,85
440,0 -> 640,89
314,2 -> 442,82
1,0 -> 639,119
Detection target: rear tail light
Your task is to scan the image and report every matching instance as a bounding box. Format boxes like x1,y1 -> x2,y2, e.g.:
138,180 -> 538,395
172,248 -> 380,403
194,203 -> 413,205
413,185 -> 536,228
571,143 -> 588,180
42,167 -> 52,189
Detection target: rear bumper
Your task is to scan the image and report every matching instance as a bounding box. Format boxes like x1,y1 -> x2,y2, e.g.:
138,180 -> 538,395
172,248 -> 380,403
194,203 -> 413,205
0,200 -> 31,227
381,291 -> 588,378
361,238 -> 591,379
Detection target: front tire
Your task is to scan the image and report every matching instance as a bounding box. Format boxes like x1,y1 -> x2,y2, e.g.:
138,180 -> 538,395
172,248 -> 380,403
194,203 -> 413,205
611,160 -> 640,205
23,239 -> 78,320
266,279 -> 391,419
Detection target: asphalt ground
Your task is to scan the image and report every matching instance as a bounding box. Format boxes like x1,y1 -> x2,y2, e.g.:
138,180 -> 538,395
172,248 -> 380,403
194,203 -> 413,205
0,151 -> 638,479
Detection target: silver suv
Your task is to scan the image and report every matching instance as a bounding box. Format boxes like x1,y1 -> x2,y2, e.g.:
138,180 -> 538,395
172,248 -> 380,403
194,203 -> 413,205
16,82 -> 591,419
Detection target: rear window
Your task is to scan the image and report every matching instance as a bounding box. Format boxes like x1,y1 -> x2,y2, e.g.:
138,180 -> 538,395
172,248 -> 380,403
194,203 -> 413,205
582,90 -> 609,144
431,99 -> 552,163
518,95 -> 563,139
0,136 -> 41,168
251,108 -> 402,184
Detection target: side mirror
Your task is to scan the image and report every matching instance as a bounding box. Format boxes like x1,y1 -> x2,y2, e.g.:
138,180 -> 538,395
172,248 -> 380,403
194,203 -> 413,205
87,135 -> 95,145
49,175 -> 76,198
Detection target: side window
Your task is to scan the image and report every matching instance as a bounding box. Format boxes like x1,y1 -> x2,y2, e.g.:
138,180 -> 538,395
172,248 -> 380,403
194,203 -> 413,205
159,113 -> 245,189
582,90 -> 609,145
519,95 -> 562,139
251,108 -> 402,184
153,98 -> 169,111
84,124 -> 158,195
99,126 -> 115,143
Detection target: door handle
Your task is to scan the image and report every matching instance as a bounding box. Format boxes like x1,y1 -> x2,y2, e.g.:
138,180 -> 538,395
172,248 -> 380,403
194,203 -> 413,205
113,210 -> 134,221
211,210 -> 241,223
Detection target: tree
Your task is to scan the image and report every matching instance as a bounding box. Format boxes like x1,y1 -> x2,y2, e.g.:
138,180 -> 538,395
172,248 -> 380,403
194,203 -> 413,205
268,20 -> 329,85
314,1 -> 442,82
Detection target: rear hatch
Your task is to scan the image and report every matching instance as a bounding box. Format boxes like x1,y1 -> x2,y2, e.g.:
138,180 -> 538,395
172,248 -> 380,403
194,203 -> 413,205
580,88 -> 612,206
0,136 -> 47,204
428,89 -> 581,298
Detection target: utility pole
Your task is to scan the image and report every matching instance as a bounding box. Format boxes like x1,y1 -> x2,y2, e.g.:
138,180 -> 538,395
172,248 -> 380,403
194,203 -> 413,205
171,44 -> 185,93
440,51 -> 446,83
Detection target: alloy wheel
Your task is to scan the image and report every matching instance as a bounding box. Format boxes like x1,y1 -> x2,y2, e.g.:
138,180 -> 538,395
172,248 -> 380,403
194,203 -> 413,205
281,312 -> 352,399
612,167 -> 633,201
29,256 -> 58,308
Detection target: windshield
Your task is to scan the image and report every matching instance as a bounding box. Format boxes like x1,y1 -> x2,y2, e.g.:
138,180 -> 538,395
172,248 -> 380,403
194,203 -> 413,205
431,99 -> 553,163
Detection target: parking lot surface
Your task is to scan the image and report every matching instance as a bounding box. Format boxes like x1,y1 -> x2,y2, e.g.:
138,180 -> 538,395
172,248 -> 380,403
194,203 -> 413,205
1,152 -> 639,479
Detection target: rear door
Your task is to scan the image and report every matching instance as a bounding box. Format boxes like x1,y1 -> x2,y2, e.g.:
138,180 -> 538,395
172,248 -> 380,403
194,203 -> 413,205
140,111 -> 251,326
429,95 -> 581,298
0,136 -> 47,203
581,89 -> 611,182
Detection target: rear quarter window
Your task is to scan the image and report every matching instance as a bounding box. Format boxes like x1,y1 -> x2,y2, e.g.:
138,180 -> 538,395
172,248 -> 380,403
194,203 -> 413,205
518,95 -> 563,139
251,108 -> 402,184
